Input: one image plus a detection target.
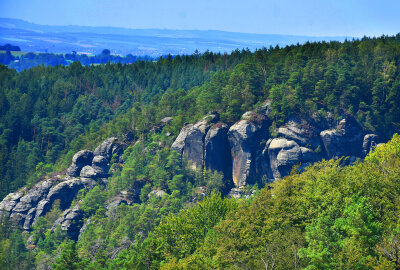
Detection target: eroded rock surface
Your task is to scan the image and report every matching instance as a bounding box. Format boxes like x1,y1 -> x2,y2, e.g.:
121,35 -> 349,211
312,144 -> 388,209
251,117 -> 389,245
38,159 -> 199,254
171,113 -> 219,170
267,138 -> 302,179
363,134 -> 379,157
204,123 -> 232,180
67,150 -> 93,177
52,202 -> 84,240
320,117 -> 364,158
228,111 -> 269,187
94,137 -> 126,163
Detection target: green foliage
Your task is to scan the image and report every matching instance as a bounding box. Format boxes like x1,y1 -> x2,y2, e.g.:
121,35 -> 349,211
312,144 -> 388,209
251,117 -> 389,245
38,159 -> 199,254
2,36 -> 400,269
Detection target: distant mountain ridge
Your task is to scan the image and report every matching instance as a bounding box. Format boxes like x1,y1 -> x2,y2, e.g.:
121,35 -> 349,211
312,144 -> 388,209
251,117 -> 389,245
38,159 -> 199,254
0,17 -> 352,56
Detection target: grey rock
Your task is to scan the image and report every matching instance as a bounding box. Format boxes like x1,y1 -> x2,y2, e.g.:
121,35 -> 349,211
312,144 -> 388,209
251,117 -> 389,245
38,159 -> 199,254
300,147 -> 321,163
277,116 -> 321,149
148,189 -> 167,198
320,117 -> 364,158
228,187 -> 256,199
0,188 -> 26,217
171,124 -> 194,154
93,137 -> 126,162
80,165 -> 106,178
204,123 -> 232,181
267,138 -> 302,179
8,180 -> 54,226
363,134 -> 379,157
67,150 -> 93,177
171,114 -> 218,170
25,178 -> 96,228
52,202 -> 84,240
228,111 -> 269,187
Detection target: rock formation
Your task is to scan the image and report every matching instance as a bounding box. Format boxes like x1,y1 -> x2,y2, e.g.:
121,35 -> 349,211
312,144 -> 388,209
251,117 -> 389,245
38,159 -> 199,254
0,177 -> 96,229
362,134 -> 379,157
171,113 -> 219,170
320,117 -> 364,158
171,110 -> 380,190
0,137 -> 125,239
67,150 -> 93,177
267,138 -> 302,179
227,111 -> 269,187
52,202 -> 84,240
204,123 -> 232,181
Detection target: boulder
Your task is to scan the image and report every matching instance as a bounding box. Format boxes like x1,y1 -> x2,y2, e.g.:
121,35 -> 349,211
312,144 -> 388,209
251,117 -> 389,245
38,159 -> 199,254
67,150 -> 93,177
267,138 -> 302,179
92,155 -> 109,172
300,147 -> 321,163
204,123 -> 232,181
320,117 -> 364,159
228,187 -> 256,199
79,155 -> 109,179
171,124 -> 194,154
362,134 -> 379,157
31,178 -> 96,228
1,177 -> 95,229
228,111 -> 269,187
93,137 -> 126,163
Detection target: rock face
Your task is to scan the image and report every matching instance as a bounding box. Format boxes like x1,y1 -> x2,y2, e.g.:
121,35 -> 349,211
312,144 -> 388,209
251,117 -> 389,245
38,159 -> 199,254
320,117 -> 364,158
204,123 -> 232,181
0,136 -> 127,241
363,134 -> 379,157
277,116 -> 321,149
52,202 -> 84,240
94,137 -> 126,163
0,177 -> 96,229
171,114 -> 218,170
67,150 -> 93,177
228,112 -> 269,187
267,138 -> 302,179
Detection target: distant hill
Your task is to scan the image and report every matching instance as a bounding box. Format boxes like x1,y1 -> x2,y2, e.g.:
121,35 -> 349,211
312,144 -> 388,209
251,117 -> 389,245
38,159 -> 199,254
0,17 -> 352,56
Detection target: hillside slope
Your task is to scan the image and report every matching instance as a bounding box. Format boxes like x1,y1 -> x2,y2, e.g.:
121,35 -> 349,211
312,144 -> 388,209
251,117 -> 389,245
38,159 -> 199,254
1,35 -> 400,269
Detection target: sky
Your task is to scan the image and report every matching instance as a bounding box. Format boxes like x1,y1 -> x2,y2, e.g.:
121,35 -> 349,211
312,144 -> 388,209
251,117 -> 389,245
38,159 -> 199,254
0,0 -> 399,37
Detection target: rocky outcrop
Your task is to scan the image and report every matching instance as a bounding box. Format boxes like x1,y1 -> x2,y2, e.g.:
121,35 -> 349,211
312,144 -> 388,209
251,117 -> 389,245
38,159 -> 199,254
75,138 -> 126,178
0,177 -> 96,229
320,117 -> 364,158
267,138 -> 302,179
204,123 -> 232,181
52,202 -> 84,240
0,136 -> 127,241
228,111 -> 269,187
363,134 -> 379,157
171,113 -> 218,170
80,155 -> 109,178
94,137 -> 126,163
67,150 -> 93,177
277,116 -> 322,149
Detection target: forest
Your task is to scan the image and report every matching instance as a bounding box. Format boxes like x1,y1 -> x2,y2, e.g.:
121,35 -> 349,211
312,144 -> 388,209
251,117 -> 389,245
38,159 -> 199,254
1,35 -> 400,269
0,47 -> 151,72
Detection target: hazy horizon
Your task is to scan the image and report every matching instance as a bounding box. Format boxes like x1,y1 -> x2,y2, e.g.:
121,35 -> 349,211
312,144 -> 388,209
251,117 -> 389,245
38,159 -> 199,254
1,0 -> 399,37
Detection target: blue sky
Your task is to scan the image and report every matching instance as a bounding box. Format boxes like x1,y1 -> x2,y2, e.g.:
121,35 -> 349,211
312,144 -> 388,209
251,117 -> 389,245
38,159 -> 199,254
0,0 -> 399,37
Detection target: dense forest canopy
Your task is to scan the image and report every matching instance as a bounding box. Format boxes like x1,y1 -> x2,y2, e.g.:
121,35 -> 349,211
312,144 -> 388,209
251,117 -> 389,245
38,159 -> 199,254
1,35 -> 400,199
1,35 -> 400,269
